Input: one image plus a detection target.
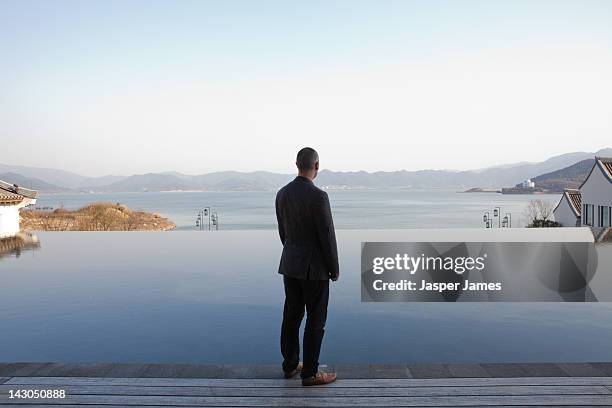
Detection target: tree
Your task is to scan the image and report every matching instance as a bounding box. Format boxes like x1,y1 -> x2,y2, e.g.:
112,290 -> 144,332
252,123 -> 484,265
524,200 -> 561,228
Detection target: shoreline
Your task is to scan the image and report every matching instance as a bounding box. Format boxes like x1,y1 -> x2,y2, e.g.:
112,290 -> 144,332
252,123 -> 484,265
21,203 -> 176,231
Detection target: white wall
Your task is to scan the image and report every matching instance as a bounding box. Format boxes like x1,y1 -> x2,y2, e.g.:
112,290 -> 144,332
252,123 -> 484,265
553,197 -> 579,227
581,164 -> 612,226
0,206 -> 20,238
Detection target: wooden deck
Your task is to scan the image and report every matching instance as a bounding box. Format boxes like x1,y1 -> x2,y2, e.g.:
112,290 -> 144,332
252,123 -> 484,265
1,363 -> 612,407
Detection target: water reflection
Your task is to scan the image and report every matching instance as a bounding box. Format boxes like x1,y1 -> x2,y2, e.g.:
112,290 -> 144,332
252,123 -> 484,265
1,230 -> 611,365
594,227 -> 612,243
0,232 -> 40,259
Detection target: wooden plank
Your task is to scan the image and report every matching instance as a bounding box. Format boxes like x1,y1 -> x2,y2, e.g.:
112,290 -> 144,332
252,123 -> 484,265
9,406 -> 611,408
1,393 -> 612,406
9,405 -> 610,408
0,384 -> 609,397
6,376 -> 612,387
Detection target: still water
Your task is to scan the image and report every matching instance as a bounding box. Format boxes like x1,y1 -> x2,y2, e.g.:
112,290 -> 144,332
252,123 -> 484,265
35,190 -> 560,230
1,231 -> 611,364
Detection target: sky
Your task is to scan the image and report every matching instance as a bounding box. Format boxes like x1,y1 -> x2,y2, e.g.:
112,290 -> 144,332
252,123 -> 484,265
1,0 -> 612,176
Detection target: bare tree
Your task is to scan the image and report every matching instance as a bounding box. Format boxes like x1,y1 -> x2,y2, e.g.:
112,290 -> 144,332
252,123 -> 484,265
120,210 -> 135,231
524,199 -> 558,228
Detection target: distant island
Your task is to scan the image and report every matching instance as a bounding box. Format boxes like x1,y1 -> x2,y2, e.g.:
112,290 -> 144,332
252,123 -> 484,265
21,203 -> 175,231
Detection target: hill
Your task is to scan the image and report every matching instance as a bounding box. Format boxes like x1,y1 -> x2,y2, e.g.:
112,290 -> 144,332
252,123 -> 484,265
2,148 -> 611,192
82,149 -> 612,192
0,164 -> 125,189
532,159 -> 595,192
92,173 -> 191,192
0,172 -> 72,193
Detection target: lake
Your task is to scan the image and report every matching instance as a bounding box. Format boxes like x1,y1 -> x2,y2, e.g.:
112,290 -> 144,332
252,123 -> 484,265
34,190 -> 560,230
1,230 -> 611,364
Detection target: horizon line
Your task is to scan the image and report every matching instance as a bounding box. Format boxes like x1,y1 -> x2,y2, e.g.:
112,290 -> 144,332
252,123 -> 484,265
1,147 -> 609,179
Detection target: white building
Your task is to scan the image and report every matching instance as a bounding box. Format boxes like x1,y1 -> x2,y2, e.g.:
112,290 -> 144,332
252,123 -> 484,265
553,189 -> 581,227
0,180 -> 38,238
579,157 -> 612,228
521,179 -> 535,189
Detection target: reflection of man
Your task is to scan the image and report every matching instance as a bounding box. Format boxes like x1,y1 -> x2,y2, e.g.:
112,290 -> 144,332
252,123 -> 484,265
275,147 -> 339,386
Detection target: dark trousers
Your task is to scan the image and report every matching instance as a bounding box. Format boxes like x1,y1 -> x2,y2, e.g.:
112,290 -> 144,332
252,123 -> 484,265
281,276 -> 329,379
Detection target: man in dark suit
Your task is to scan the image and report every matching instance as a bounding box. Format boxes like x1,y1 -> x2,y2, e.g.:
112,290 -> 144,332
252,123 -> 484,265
275,147 -> 339,386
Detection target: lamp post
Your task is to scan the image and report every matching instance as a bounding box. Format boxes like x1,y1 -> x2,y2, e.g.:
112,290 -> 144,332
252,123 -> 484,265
483,211 -> 491,228
211,212 -> 219,230
502,213 -> 512,228
195,207 -> 212,230
493,207 -> 501,228
196,210 -> 204,230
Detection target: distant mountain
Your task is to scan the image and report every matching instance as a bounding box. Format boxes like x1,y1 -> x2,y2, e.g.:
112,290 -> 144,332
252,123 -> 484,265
465,148 -> 612,188
92,173 -> 190,192
2,148 -> 610,192
315,169 -> 465,189
0,163 -> 125,189
532,159 -> 595,192
314,148 -> 611,189
92,171 -> 294,192
79,175 -> 128,188
191,171 -> 292,190
502,147 -> 612,193
0,172 -> 72,193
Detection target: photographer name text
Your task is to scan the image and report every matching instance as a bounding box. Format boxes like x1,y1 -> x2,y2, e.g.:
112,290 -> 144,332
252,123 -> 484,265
370,253 -> 502,292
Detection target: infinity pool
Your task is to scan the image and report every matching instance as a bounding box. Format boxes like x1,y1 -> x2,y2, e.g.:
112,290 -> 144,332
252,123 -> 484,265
1,230 -> 611,364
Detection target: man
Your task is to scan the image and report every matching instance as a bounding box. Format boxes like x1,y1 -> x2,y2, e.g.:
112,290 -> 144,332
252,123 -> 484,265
275,147 -> 339,386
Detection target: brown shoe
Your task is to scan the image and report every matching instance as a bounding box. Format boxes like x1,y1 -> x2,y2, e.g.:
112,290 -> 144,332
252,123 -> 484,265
301,371 -> 337,386
283,362 -> 303,379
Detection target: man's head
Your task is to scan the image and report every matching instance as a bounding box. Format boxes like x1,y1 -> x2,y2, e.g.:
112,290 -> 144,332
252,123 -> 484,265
296,147 -> 319,180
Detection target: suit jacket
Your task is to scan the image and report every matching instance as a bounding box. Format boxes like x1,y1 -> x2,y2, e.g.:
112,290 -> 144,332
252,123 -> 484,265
275,176 -> 339,280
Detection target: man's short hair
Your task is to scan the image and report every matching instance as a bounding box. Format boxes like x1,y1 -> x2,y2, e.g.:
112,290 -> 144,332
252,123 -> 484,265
296,147 -> 319,171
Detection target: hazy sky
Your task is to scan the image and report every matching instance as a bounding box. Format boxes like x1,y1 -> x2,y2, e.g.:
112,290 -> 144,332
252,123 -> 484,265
2,0 -> 612,176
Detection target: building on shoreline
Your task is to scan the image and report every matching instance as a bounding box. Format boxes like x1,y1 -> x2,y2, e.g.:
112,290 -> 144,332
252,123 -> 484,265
501,179 -> 537,194
553,189 -> 581,227
579,157 -> 612,228
521,179 -> 535,189
0,179 -> 39,238
553,157 -> 611,228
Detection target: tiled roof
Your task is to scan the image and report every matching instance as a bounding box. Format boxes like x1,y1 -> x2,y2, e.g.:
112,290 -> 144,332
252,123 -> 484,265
598,157 -> 612,181
0,179 -> 39,200
553,188 -> 581,218
0,191 -> 24,204
579,156 -> 612,189
565,189 -> 581,216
